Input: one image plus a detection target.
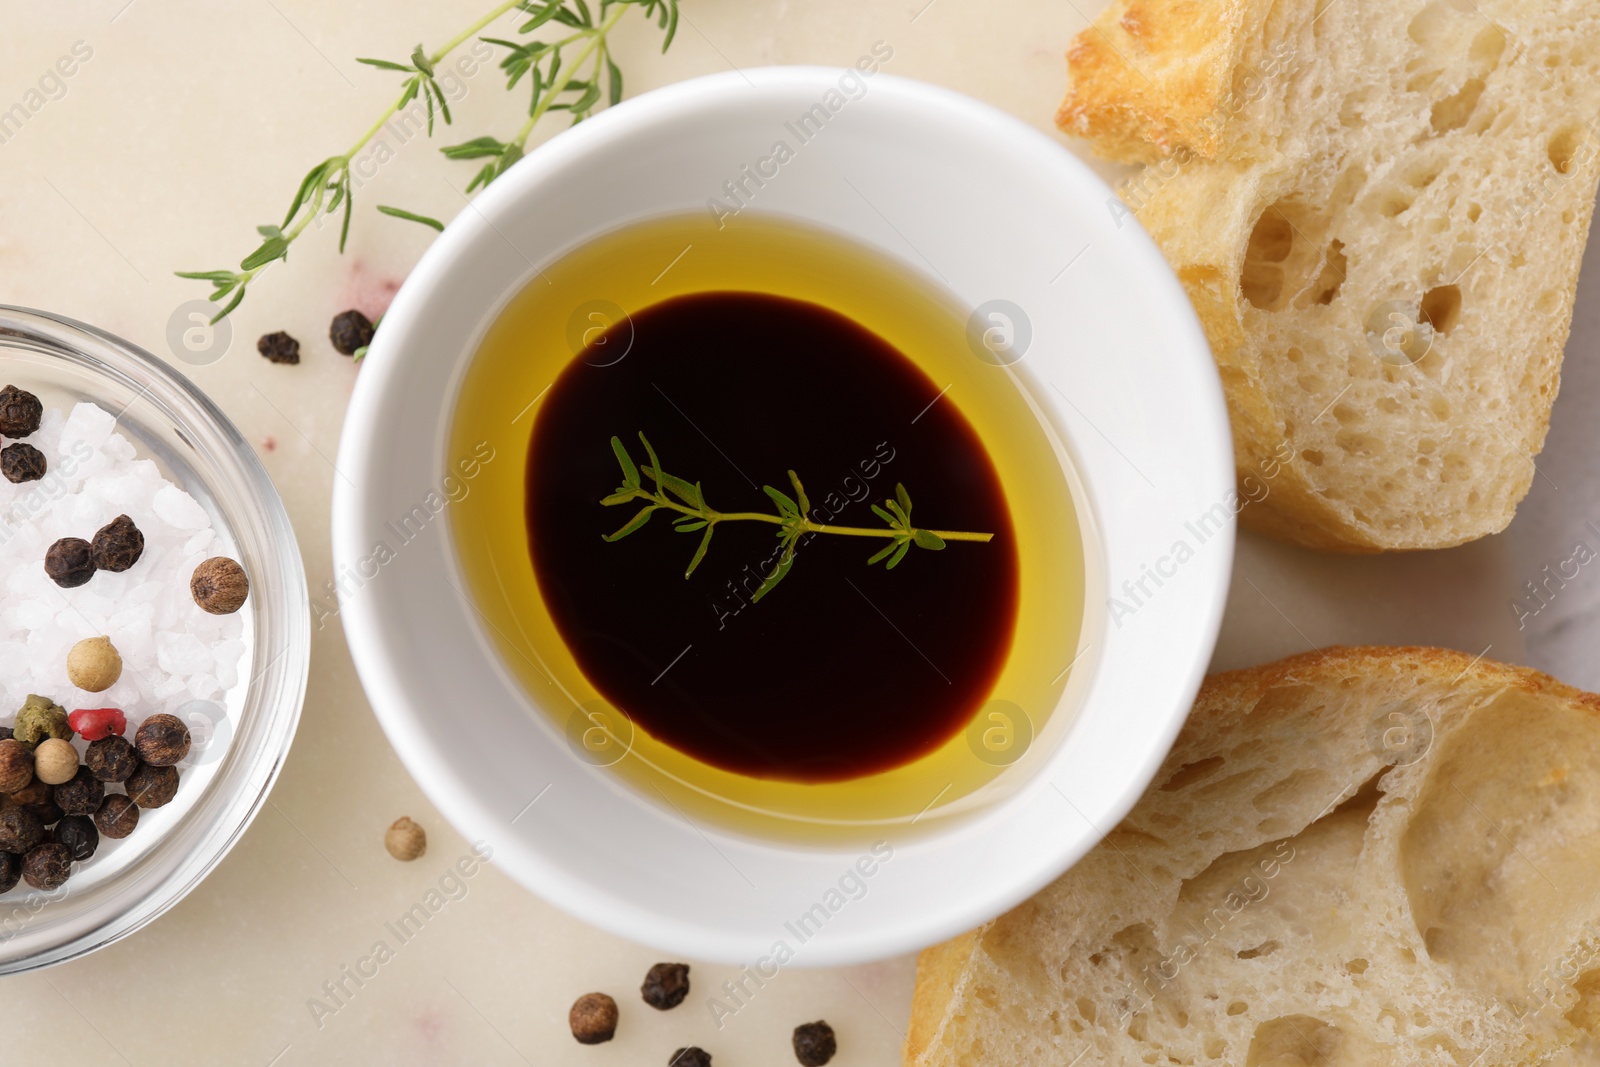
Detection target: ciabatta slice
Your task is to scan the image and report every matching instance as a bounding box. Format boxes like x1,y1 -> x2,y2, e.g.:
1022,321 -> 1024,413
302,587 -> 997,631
907,647 -> 1600,1065
1060,0 -> 1600,550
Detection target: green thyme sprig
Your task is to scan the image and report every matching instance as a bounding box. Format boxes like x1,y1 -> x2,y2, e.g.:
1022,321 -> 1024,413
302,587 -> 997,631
447,0 -> 654,190
602,433 -> 995,602
177,0 -> 678,324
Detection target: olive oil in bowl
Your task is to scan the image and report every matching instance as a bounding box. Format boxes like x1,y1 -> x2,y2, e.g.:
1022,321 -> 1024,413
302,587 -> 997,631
449,213 -> 1086,842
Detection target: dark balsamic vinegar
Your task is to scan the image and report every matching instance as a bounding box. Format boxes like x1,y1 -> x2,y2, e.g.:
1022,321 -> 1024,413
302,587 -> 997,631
526,292 -> 1018,782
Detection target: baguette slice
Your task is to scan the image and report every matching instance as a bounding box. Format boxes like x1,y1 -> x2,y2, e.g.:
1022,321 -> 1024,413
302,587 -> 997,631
1058,0 -> 1600,550
906,647 -> 1600,1066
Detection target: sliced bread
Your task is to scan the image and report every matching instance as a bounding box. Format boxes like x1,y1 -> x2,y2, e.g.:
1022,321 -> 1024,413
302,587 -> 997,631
906,646 -> 1600,1065
1059,0 -> 1600,550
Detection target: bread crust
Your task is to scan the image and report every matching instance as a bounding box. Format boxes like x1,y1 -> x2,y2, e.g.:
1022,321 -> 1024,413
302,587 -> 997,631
907,930 -> 982,1060
1056,0 -> 1274,164
1193,644 -> 1600,721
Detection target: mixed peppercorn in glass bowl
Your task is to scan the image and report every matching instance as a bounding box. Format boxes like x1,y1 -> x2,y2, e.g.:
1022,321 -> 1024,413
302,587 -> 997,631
0,307 -> 308,972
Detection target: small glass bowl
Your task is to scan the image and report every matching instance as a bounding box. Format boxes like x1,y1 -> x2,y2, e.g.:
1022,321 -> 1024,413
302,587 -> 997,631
0,306 -> 308,972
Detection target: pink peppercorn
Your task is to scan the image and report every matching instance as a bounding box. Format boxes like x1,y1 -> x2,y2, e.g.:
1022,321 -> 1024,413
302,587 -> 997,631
68,708 -> 126,741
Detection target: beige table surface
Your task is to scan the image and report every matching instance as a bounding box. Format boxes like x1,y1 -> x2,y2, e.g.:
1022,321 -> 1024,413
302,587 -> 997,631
2,0 -> 1591,1063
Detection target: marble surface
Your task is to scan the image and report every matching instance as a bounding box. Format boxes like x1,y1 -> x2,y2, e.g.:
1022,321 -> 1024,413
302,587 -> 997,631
0,0 -> 1594,1064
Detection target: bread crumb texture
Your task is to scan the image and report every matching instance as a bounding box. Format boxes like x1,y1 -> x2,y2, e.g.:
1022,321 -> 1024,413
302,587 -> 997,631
906,647 -> 1600,1066
1059,0 -> 1600,550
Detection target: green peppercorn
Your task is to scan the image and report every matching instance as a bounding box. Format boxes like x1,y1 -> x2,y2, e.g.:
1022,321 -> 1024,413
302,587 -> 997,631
14,694 -> 71,747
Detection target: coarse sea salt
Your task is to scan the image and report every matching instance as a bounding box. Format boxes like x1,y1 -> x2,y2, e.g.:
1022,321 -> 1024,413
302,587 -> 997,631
0,402 -> 244,720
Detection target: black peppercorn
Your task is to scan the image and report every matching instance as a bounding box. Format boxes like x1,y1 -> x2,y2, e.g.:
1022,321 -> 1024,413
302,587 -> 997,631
329,310 -> 375,356
90,514 -> 144,572
669,1048 -> 713,1067
792,1021 -> 837,1066
85,736 -> 138,783
44,537 -> 95,588
53,767 -> 104,817
569,992 -> 619,1045
26,799 -> 62,827
0,727 -> 10,741
0,851 -> 17,893
11,780 -> 52,807
126,763 -> 179,808
257,331 -> 301,364
135,713 -> 191,766
10,779 -> 61,826
0,807 -> 43,854
22,843 -> 72,890
53,815 -> 98,861
94,794 -> 139,839
1,443 -> 45,483
0,385 -> 42,438
642,962 -> 691,1010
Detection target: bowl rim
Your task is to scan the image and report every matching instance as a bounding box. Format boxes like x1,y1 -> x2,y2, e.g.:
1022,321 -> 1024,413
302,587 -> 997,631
0,304 -> 310,972
333,66 -> 1233,965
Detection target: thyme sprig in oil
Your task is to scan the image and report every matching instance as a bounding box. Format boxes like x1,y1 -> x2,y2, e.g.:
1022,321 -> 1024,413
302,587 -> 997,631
601,433 -> 994,601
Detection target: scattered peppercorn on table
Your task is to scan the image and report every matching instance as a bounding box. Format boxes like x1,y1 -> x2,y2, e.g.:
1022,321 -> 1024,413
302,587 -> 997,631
0,1 -> 1594,1065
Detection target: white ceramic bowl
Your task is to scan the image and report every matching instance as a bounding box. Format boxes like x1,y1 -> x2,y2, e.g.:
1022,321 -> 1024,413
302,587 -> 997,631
334,68 -> 1232,965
